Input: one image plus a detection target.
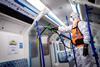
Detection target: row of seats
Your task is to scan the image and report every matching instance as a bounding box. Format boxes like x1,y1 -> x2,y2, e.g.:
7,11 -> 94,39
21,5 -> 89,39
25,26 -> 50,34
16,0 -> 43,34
0,58 -> 28,67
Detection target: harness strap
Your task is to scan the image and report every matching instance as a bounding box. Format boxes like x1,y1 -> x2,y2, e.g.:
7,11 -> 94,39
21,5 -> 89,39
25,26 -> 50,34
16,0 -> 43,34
72,21 -> 84,46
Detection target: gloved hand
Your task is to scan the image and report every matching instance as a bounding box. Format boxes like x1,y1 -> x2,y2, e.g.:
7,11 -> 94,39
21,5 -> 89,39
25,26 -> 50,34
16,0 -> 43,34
83,44 -> 89,56
50,27 -> 58,30
48,27 -> 58,31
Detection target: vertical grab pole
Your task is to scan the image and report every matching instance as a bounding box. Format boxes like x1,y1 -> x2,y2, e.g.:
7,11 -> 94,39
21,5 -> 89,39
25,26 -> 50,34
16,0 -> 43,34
29,41 -> 32,67
66,16 -> 77,67
75,4 -> 80,20
36,21 -> 45,67
85,5 -> 99,67
59,34 -> 68,62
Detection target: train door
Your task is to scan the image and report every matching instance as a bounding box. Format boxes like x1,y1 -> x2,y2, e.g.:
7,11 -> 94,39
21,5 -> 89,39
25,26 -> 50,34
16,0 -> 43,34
49,33 -> 72,67
29,30 -> 40,67
29,19 -> 53,67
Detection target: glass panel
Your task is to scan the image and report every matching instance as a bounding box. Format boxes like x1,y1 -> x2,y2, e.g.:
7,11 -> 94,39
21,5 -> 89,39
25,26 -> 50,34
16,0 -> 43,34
43,44 -> 49,55
59,42 -> 64,51
30,36 -> 38,58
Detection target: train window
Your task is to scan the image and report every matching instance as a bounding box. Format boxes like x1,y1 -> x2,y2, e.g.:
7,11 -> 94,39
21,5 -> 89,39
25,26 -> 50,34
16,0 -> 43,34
29,36 -> 38,58
59,42 -> 64,51
31,43 -> 38,58
42,35 -> 49,55
88,0 -> 95,3
43,44 -> 49,55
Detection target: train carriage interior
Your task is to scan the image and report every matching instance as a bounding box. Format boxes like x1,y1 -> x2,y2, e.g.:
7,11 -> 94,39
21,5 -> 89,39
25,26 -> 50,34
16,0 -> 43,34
0,0 -> 100,67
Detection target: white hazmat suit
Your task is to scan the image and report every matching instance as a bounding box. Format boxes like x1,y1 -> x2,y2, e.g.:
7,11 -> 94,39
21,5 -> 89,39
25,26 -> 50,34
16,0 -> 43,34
58,13 -> 96,67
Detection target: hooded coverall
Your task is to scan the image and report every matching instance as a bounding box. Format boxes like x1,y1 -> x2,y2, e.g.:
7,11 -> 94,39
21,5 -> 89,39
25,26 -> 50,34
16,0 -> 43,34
58,21 -> 96,67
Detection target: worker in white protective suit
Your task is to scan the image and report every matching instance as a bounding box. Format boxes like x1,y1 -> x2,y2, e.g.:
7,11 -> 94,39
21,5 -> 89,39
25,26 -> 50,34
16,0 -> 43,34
58,12 -> 95,67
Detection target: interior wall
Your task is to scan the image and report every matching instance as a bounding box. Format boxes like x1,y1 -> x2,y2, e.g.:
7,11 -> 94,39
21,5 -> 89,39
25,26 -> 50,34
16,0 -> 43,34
0,13 -> 30,65
23,33 -> 30,66
0,31 -> 25,63
0,13 -> 30,34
